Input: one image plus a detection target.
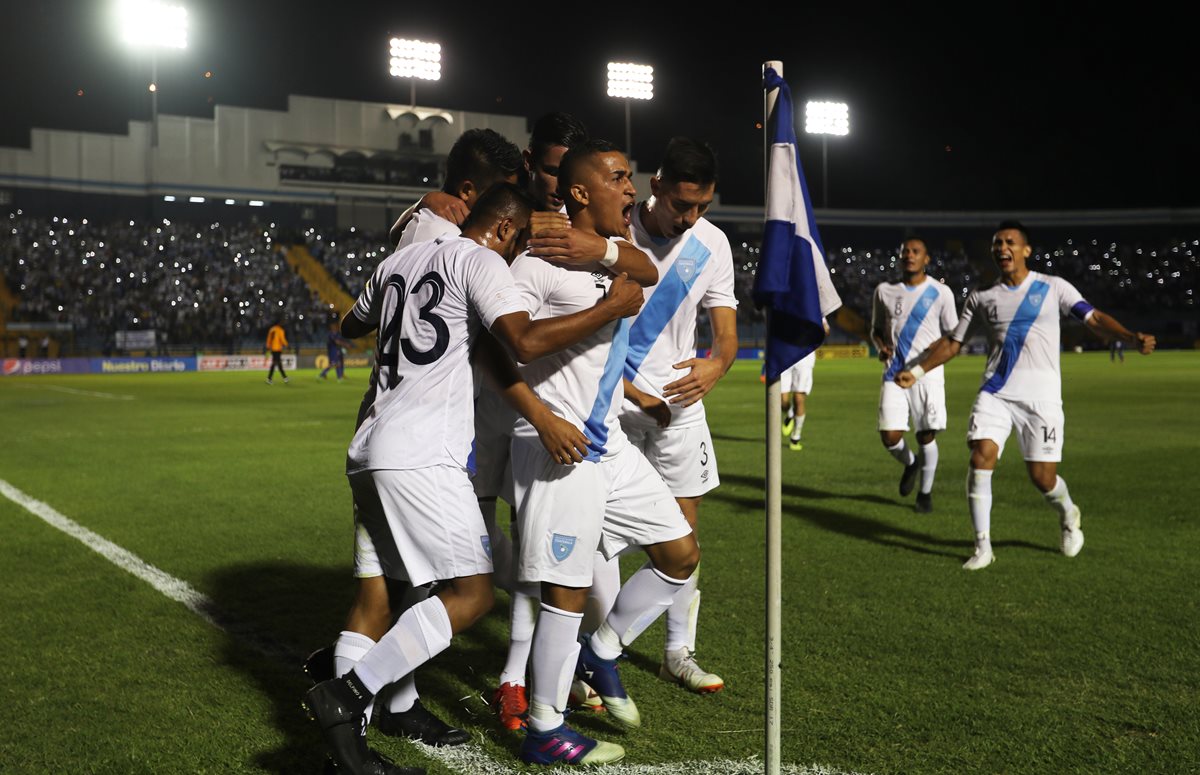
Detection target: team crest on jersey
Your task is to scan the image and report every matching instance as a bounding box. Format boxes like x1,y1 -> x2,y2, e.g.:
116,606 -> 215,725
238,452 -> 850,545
916,296 -> 932,313
676,254 -> 697,282
1028,293 -> 1043,307
480,535 -> 492,559
551,533 -> 576,562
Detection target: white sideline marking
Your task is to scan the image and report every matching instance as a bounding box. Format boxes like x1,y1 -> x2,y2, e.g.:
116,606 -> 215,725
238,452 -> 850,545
1,478 -> 870,775
0,479 -> 216,626
9,384 -> 135,400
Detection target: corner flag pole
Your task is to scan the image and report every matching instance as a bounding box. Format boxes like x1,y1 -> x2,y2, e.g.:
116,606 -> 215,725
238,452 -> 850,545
762,58 -> 783,775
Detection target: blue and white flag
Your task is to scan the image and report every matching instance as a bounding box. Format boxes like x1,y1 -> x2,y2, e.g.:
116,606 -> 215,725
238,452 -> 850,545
753,67 -> 842,381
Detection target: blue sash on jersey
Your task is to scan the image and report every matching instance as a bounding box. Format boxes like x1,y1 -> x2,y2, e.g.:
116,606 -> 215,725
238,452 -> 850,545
624,235 -> 713,381
884,284 -> 941,382
982,280 -> 1050,394
584,318 -> 631,462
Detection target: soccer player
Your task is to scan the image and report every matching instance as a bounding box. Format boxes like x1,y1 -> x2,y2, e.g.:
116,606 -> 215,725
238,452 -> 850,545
508,139 -> 699,766
265,319 -> 288,384
584,137 -> 738,695
387,128 -> 525,248
895,221 -> 1155,570
780,350 -> 815,450
871,237 -> 959,512
319,322 -> 354,381
304,183 -> 644,774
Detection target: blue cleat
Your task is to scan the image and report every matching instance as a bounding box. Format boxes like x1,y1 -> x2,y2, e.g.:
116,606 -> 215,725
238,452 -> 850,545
520,723 -> 624,766
575,635 -> 640,727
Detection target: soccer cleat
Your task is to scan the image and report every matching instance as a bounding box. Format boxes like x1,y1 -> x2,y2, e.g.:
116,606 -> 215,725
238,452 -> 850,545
576,637 -> 640,727
519,723 -> 625,766
566,678 -> 605,713
899,457 -> 921,496
304,679 -> 428,775
659,647 -> 724,694
265,378 -> 273,385
492,682 -> 528,731
788,439 -> 803,451
962,543 -> 995,571
283,377 -> 290,384
303,644 -> 336,684
376,700 -> 470,746
915,492 -> 933,513
782,416 -> 795,437
1060,505 -> 1084,558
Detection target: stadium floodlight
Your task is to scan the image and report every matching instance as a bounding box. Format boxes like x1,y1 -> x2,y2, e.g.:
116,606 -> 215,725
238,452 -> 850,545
116,1 -> 189,149
804,100 -> 849,207
607,62 -> 653,157
389,37 -> 441,107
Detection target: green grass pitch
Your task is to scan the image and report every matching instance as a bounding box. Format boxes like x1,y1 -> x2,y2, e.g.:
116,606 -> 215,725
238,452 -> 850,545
1,352 -> 1197,774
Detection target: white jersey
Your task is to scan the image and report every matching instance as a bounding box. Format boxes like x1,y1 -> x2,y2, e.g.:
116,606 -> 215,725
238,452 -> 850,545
347,235 -> 524,473
510,251 -> 629,461
951,271 -> 1093,403
397,209 -> 460,248
622,205 -> 738,428
872,278 -> 959,383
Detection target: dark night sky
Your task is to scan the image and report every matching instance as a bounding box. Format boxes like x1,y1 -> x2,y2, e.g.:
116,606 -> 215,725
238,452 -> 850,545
2,2 -> 1196,210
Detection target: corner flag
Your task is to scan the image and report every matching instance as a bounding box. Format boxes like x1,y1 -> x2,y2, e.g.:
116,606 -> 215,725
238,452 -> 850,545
753,67 -> 842,381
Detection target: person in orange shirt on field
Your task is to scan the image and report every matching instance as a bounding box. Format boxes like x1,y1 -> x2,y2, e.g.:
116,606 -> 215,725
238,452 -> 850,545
266,320 -> 289,384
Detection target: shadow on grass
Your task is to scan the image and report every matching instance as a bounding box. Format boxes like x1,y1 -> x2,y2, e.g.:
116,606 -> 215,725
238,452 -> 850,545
710,473 -> 1057,561
202,561 -> 530,773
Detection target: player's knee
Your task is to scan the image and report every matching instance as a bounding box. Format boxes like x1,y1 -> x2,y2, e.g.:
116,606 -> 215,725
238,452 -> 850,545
880,431 -> 902,447
663,534 -> 701,580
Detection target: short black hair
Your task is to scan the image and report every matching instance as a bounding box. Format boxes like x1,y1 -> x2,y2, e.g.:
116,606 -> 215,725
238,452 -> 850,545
657,137 -> 718,186
528,112 -> 589,161
461,181 -> 536,229
995,219 -> 1030,244
556,138 -> 622,202
444,129 -> 523,194
901,235 -> 929,252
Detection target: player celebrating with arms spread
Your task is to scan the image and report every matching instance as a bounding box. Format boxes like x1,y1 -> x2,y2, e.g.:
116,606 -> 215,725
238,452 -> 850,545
871,237 -> 958,512
895,221 -> 1154,570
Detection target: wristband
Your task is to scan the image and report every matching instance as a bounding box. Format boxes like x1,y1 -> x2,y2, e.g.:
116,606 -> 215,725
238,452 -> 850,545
599,239 -> 619,268
909,365 -> 926,381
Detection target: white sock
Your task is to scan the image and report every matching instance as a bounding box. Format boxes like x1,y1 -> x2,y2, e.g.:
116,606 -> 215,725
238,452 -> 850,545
664,570 -> 700,653
480,499 -> 515,593
354,596 -> 453,696
582,552 -> 621,635
333,631 -> 377,722
919,440 -> 939,495
1043,475 -> 1076,520
967,469 -> 993,547
790,414 -> 806,442
382,583 -> 434,713
498,583 -> 539,686
592,563 -> 688,661
527,602 -> 583,734
887,439 -> 916,466
784,405 -> 795,422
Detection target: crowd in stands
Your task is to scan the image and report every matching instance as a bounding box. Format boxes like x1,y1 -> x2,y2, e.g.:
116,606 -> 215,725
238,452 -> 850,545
3,210 -> 1195,353
1,213 -> 334,352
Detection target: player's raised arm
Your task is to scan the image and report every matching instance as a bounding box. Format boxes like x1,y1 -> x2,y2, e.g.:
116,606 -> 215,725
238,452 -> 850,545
473,332 -> 591,464
489,272 -> 643,363
1085,309 -> 1156,354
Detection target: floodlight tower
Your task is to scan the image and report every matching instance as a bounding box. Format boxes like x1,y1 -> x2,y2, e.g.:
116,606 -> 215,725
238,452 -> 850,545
804,101 -> 849,207
607,62 -> 653,157
117,0 -> 188,148
389,38 -> 441,108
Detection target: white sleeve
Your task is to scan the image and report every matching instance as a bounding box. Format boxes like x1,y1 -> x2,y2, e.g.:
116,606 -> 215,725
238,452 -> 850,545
509,253 -> 566,319
939,285 -> 959,334
351,261 -> 387,327
1052,276 -> 1093,321
950,291 -> 978,343
701,235 -> 738,309
464,249 -> 525,329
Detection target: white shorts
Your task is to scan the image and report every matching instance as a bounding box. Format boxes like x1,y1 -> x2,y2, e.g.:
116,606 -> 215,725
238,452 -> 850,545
967,391 -> 1065,463
471,387 -> 517,503
510,439 -> 691,587
349,466 -> 493,587
780,352 -> 815,395
620,414 -> 719,498
878,378 -> 947,433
